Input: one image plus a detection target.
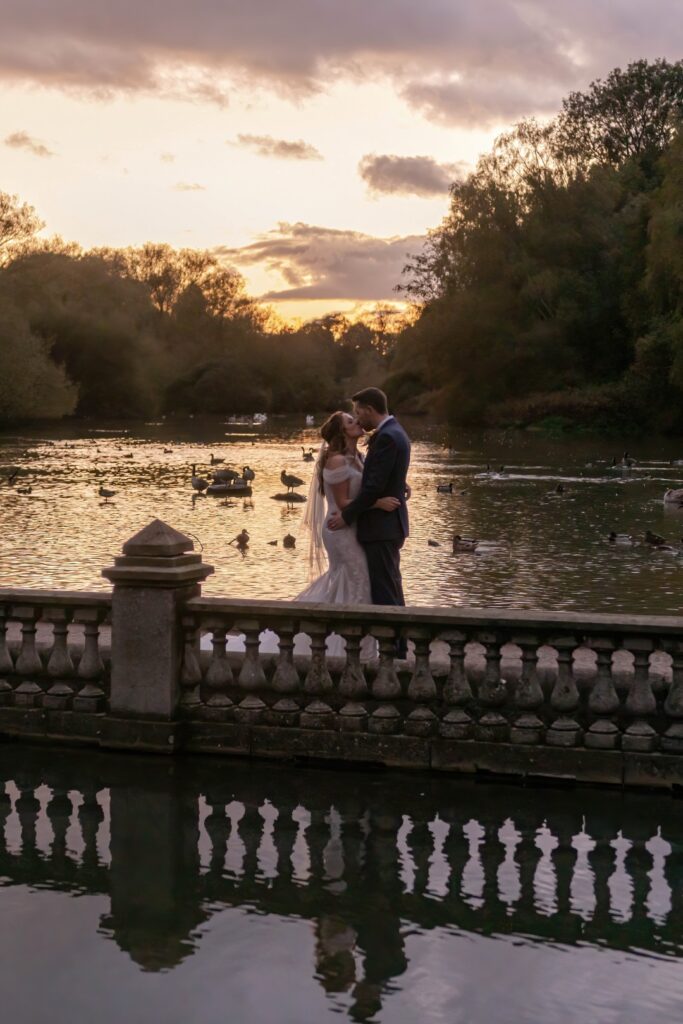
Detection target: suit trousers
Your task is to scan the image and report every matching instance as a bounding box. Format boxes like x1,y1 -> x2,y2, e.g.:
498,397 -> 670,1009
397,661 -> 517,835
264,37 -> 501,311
363,539 -> 406,607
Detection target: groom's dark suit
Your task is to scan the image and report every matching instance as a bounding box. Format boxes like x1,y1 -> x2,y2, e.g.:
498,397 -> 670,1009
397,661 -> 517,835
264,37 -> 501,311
341,416 -> 411,606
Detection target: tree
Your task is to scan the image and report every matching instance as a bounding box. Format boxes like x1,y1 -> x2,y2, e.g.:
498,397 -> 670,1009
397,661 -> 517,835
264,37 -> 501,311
557,59 -> 683,168
0,192 -> 43,265
0,304 -> 77,421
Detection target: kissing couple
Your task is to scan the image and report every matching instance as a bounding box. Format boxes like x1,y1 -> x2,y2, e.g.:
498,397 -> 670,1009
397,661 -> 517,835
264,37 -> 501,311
201,386 -> 411,659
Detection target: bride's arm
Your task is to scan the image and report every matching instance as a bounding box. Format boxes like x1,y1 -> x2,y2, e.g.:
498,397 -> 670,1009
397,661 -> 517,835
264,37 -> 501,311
327,455 -> 399,512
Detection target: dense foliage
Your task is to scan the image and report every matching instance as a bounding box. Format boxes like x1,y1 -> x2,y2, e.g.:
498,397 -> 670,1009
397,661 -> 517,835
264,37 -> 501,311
392,59 -> 683,432
0,209 -> 396,422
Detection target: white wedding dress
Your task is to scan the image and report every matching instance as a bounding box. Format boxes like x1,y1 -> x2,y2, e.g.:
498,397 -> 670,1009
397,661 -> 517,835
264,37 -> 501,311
200,455 -> 376,659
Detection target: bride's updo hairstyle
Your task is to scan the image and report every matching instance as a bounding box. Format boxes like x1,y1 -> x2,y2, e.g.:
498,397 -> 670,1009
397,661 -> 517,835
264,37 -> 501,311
318,410 -> 347,493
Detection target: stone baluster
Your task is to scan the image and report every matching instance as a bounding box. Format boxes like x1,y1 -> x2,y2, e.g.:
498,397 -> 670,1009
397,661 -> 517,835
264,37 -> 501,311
73,608 -> 106,712
43,607 -> 76,709
510,634 -> 544,745
201,626 -> 234,721
480,821 -> 508,909
13,604 -> 44,706
302,623 -> 333,697
440,810 -> 470,907
78,785 -> 104,870
338,624 -> 369,731
513,808 -> 545,915
269,623 -> 301,726
371,627 -> 401,701
406,816 -> 434,896
46,787 -> 73,864
179,615 -> 202,713
621,822 -> 655,928
234,619 -> 266,724
663,642 -> 683,752
585,817 -> 618,930
585,637 -> 620,750
476,633 -> 509,741
237,802 -> 264,880
546,812 -> 580,916
440,630 -> 473,740
305,804 -> 332,884
0,605 -> 14,705
407,628 -> 436,701
547,636 -> 582,747
623,638 -> 658,752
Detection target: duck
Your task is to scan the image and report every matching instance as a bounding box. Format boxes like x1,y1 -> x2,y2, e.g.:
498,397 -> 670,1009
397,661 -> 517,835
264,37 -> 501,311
210,453 -> 225,465
544,483 -> 566,498
436,482 -> 453,494
283,533 -> 296,548
123,452 -> 134,459
242,465 -> 256,481
267,540 -> 278,546
230,529 -> 250,549
645,530 -> 667,547
16,485 -> 32,495
98,485 -> 116,502
608,531 -> 635,545
191,465 -> 209,493
281,470 -> 304,494
163,447 -> 173,454
428,539 -> 441,547
302,447 -> 315,462
453,534 -> 477,553
664,488 -> 683,505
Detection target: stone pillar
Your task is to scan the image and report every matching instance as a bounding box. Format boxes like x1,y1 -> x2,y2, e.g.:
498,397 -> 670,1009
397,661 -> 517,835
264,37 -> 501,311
102,519 -> 213,720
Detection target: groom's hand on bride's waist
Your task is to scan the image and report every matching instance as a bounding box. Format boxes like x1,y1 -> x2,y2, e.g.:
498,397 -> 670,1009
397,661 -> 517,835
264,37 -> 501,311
327,512 -> 346,531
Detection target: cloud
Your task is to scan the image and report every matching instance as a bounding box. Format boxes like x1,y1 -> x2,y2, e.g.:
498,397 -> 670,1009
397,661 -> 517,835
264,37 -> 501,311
1,2 -> 682,125
172,181 -> 205,191
217,221 -> 424,301
359,153 -> 467,197
234,133 -> 322,160
4,130 -> 54,157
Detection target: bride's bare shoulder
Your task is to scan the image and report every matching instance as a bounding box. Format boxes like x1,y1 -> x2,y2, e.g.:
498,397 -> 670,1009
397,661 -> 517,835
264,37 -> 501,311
325,453 -> 347,469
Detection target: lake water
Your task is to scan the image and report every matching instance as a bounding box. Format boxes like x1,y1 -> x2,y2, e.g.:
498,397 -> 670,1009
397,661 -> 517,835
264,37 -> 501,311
1,743 -> 682,1024
1,416 -> 683,614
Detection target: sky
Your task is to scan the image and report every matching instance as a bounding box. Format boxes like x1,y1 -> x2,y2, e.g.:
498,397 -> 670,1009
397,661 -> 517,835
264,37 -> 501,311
1,1 -> 683,320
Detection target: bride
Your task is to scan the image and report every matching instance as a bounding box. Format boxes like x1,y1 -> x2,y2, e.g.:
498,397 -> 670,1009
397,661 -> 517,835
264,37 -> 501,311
201,411 -> 400,658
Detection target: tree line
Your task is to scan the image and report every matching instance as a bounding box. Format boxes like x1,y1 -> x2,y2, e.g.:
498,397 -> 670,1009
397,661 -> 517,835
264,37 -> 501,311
0,200 -> 405,423
390,58 -> 683,433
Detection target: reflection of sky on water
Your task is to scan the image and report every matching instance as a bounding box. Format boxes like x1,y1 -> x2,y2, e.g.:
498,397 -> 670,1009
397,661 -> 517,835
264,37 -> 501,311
2,418 -> 683,614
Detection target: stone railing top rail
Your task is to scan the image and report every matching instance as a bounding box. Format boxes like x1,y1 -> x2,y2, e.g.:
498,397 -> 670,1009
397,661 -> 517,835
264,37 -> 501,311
186,595 -> 683,641
0,588 -> 112,609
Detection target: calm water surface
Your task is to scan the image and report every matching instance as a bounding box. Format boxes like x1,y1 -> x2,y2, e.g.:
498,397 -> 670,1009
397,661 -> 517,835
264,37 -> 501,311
2,417 -> 683,613
0,744 -> 682,1024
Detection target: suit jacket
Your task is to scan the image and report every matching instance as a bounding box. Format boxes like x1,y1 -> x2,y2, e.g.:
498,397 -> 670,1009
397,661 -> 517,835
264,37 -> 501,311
341,417 -> 411,542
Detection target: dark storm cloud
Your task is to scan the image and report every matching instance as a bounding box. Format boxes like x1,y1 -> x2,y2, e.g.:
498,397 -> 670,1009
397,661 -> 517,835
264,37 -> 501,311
4,130 -> 54,157
2,1 -> 683,123
359,154 -> 467,197
217,222 -> 424,301
235,134 -> 323,160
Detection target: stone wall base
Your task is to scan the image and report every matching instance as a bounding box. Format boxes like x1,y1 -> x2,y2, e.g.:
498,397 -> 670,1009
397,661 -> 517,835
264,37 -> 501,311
1,708 -> 683,789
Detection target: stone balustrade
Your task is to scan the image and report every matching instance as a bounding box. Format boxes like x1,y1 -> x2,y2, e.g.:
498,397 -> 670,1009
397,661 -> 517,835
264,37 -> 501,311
1,517 -> 683,787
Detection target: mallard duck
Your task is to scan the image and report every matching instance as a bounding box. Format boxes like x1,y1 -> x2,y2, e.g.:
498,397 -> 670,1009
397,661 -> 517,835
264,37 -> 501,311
16,485 -> 32,495
191,465 -> 209,493
608,531 -> 635,545
281,470 -> 304,494
453,534 -> 477,552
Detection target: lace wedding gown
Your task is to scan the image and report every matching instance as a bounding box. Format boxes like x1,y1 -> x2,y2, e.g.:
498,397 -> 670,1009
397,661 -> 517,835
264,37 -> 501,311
200,455 -> 375,658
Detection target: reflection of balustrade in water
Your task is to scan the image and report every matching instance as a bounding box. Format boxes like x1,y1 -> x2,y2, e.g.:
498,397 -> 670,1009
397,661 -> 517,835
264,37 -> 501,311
0,747 -> 682,1019
1,519 -> 683,788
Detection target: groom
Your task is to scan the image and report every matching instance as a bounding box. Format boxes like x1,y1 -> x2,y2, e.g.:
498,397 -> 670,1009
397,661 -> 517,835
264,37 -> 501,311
328,386 -> 411,606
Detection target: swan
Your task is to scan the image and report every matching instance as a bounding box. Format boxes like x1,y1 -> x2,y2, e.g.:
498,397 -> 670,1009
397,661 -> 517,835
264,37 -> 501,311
281,470 -> 304,494
664,488 -> 683,505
